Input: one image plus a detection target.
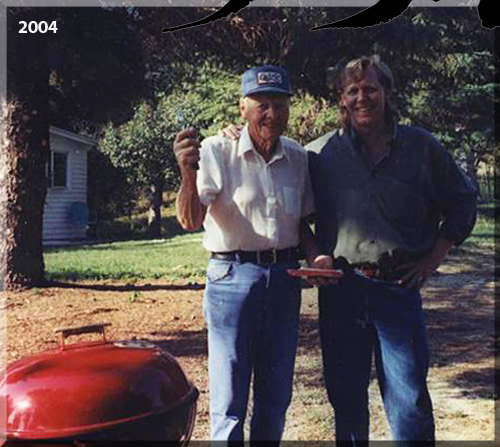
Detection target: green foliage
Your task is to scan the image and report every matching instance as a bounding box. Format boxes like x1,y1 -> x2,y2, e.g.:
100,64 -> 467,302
99,61 -> 242,195
288,91 -> 339,145
157,60 -> 242,138
392,11 -> 496,169
100,97 -> 179,190
186,63 -> 241,137
98,7 -> 496,219
87,149 -> 137,221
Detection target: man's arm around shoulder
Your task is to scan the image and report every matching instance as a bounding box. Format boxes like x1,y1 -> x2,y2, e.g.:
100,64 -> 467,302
304,130 -> 339,154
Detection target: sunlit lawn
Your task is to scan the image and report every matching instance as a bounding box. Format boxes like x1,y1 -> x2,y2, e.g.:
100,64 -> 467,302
44,232 -> 209,282
463,201 -> 497,249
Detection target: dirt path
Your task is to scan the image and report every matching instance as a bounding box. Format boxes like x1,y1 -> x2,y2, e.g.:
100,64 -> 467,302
2,244 -> 495,441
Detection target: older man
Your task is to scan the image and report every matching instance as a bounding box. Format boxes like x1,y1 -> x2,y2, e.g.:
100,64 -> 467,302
307,56 -> 477,444
174,65 -> 320,442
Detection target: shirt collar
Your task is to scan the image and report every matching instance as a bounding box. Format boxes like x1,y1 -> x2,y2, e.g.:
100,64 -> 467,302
347,123 -> 399,152
238,124 -> 288,163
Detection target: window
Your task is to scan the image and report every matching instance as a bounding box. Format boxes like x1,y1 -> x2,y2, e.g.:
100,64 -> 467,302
47,151 -> 68,188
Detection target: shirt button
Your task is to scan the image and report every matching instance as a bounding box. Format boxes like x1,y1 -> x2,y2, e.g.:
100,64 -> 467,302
266,196 -> 277,216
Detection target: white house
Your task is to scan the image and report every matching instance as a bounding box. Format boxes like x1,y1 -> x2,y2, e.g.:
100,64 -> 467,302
43,126 -> 96,245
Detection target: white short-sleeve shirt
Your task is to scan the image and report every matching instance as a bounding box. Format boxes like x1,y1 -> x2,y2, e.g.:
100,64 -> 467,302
197,125 -> 314,252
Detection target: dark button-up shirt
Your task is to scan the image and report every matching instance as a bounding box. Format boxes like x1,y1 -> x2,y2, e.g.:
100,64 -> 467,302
306,124 -> 477,265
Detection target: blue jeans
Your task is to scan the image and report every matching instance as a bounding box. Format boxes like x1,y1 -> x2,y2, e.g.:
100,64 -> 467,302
203,258 -> 301,442
319,274 -> 435,445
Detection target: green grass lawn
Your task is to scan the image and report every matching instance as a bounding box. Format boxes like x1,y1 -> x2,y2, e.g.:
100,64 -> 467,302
44,202 -> 496,282
463,201 -> 497,249
45,232 -> 209,282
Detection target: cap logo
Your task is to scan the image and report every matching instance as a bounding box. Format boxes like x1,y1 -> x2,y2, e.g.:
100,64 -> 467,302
257,71 -> 282,85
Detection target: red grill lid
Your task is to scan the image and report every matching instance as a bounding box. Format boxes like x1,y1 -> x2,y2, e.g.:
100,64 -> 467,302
0,324 -> 195,440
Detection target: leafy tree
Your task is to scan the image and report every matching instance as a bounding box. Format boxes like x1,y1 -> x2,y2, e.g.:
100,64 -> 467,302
100,96 -> 179,237
1,7 -> 147,289
182,61 -> 241,137
87,149 -> 137,225
288,92 -> 339,145
396,10 -> 497,197
99,62 -> 241,236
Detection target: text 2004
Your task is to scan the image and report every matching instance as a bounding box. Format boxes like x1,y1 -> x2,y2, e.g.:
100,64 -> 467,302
19,21 -> 58,34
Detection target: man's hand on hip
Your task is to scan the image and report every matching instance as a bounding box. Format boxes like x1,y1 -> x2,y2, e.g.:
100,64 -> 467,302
397,237 -> 454,289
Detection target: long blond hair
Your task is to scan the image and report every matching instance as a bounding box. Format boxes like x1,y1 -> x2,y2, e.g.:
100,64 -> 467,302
336,55 -> 397,130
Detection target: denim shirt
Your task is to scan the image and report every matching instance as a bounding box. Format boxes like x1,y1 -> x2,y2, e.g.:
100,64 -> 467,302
306,125 -> 477,265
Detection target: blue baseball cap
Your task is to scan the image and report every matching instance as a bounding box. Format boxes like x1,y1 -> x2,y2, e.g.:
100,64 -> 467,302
241,65 -> 292,97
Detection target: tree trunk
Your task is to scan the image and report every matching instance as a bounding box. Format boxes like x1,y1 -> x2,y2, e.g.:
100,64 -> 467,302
147,177 -> 164,238
1,14 -> 49,290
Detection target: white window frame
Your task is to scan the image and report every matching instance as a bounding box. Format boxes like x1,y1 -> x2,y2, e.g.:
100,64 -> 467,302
47,150 -> 69,189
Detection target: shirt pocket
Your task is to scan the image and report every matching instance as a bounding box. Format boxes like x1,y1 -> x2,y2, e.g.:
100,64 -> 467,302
282,186 -> 300,217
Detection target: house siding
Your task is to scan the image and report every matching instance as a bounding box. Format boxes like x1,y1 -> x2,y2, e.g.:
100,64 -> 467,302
43,130 -> 94,243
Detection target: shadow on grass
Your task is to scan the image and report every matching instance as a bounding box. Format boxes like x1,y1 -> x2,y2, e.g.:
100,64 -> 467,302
47,280 -> 205,292
425,249 -> 494,367
297,314 -> 321,351
89,215 -> 198,243
69,237 -> 204,252
153,330 -> 208,359
441,245 -> 494,271
476,203 -> 498,219
451,368 -> 496,400
470,233 -> 495,239
426,304 -> 494,367
46,217 -> 202,253
410,252 -> 494,401
139,306 -> 323,366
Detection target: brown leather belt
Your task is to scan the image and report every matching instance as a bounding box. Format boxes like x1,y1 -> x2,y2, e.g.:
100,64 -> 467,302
211,247 -> 301,265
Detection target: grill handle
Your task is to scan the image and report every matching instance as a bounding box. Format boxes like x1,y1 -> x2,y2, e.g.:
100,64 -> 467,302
54,322 -> 111,349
